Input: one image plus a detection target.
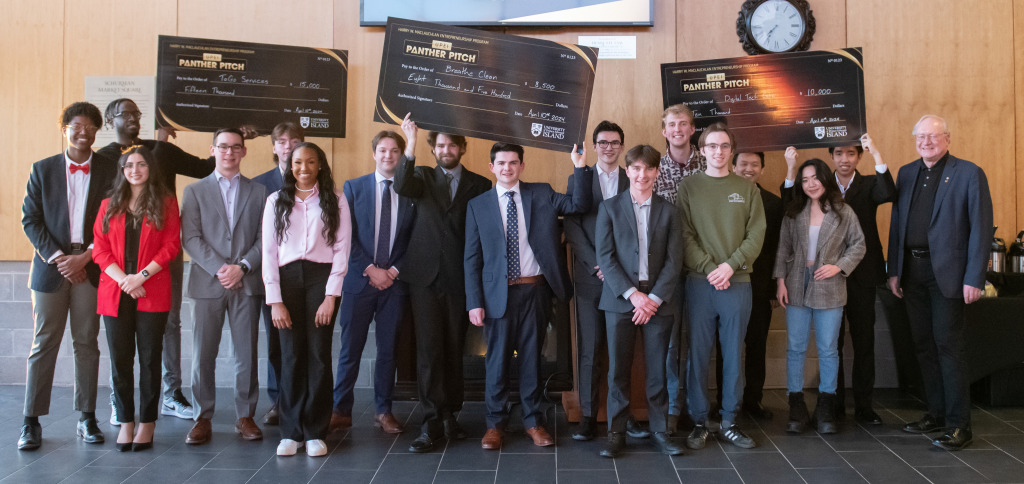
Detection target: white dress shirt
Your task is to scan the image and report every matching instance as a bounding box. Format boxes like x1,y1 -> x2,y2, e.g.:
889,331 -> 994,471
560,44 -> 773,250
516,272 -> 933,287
620,193 -> 663,305
495,183 -> 541,278
215,170 -> 241,227
48,151 -> 93,263
596,164 -> 619,201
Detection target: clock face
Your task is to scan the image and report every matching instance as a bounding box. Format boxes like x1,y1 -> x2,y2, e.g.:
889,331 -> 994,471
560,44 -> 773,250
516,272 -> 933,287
750,0 -> 806,53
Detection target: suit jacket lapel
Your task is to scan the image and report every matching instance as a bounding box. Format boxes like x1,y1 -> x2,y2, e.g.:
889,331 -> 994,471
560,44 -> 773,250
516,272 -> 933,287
617,168 -> 629,194
931,156 -> 956,224
647,196 -> 662,243
205,175 -> 231,232
796,205 -> 811,260
817,208 -> 841,255
899,162 -> 921,243
231,178 -> 250,232
49,157 -> 72,244
521,183 -> 533,234
591,169 -> 604,203
842,171 -> 863,200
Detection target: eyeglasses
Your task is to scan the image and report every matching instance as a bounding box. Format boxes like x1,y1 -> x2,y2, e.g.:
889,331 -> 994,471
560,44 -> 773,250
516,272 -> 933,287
65,123 -> 98,134
114,110 -> 142,120
596,140 -> 623,148
703,143 -> 732,152
215,144 -> 244,153
914,133 -> 947,142
122,161 -> 149,171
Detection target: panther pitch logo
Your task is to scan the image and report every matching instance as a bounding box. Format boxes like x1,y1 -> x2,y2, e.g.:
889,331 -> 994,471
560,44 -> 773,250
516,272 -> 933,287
300,117 -> 310,129
531,123 -> 543,137
814,126 -> 825,140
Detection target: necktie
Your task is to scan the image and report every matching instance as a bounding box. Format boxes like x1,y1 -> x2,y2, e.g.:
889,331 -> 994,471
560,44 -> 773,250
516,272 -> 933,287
505,191 -> 520,282
69,163 -> 90,175
375,180 -> 392,268
446,173 -> 455,201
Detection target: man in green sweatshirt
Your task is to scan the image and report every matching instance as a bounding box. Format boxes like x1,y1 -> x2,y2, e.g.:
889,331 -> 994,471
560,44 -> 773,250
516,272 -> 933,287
676,122 -> 765,451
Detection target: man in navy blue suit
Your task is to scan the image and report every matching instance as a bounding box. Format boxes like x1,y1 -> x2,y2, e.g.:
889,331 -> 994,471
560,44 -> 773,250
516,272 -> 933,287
332,130 -> 416,435
465,142 -> 592,450
888,115 -> 992,451
251,121 -> 304,426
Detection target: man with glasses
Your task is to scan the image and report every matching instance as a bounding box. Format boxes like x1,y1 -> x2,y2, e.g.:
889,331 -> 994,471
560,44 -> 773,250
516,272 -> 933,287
887,115 -> 992,451
180,128 -> 267,445
564,121 -> 649,441
677,123 -> 764,451
97,99 -> 256,423
19,102 -> 116,450
654,104 -> 706,433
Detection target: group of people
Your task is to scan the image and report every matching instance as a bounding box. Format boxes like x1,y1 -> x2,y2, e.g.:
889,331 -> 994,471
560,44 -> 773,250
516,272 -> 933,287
17,98 -> 992,459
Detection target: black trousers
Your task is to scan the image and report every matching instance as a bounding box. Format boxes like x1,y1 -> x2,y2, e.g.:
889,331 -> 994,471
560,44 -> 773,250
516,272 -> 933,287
278,261 -> 338,441
902,256 -> 971,428
605,311 -> 672,433
260,300 -> 281,405
104,295 -> 168,423
573,282 -> 606,418
483,282 -> 550,430
411,281 -> 470,437
836,280 -> 877,409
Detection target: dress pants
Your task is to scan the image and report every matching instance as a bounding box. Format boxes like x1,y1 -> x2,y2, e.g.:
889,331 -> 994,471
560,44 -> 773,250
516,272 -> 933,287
161,253 -> 185,400
686,277 -> 751,425
104,295 -> 168,423
606,311 -> 672,433
902,255 -> 971,428
572,281 -> 605,419
277,261 -> 337,441
666,282 -> 687,416
836,280 -> 877,410
483,282 -> 551,430
260,300 -> 281,405
411,281 -> 469,437
24,277 -> 100,416
333,282 -> 407,415
190,290 -> 260,420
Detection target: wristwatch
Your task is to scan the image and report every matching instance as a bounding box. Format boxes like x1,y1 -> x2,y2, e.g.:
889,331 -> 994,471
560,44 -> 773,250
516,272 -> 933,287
141,269 -> 150,278
240,263 -> 250,275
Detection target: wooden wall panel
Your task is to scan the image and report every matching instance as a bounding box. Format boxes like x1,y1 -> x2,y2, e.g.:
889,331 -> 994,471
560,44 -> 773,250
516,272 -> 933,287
2,0 -> 65,260
1016,0 -> 1024,237
848,0 -> 1016,244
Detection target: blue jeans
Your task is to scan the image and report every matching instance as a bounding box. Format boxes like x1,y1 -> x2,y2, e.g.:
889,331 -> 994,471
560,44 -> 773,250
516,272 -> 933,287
785,305 -> 842,394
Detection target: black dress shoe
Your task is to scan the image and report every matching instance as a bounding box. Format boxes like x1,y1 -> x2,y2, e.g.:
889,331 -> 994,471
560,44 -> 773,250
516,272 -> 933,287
409,432 -> 436,453
17,424 -> 41,450
902,414 -> 943,433
572,417 -> 596,441
933,427 -> 972,451
599,432 -> 625,458
116,442 -> 133,452
77,418 -> 105,444
854,408 -> 884,425
626,416 -> 651,439
652,432 -> 684,456
743,403 -> 774,420
132,441 -> 152,452
443,417 -> 467,441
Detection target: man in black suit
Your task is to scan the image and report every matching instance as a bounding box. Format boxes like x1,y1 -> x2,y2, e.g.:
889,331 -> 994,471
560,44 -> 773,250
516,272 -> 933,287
465,142 -> 592,450
564,121 -> 649,441
888,115 -> 992,451
251,121 -> 304,426
19,102 -> 116,450
782,134 -> 895,424
595,144 -> 684,458
394,115 -> 490,453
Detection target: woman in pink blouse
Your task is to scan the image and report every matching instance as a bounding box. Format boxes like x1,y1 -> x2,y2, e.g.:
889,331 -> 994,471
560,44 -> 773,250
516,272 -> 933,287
262,142 -> 351,457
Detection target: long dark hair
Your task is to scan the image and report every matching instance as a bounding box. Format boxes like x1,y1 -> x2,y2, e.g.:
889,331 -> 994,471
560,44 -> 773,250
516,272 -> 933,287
273,142 -> 341,246
102,145 -> 169,232
785,158 -> 845,221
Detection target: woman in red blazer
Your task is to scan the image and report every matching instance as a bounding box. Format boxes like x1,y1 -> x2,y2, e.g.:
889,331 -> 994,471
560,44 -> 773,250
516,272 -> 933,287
92,145 -> 180,452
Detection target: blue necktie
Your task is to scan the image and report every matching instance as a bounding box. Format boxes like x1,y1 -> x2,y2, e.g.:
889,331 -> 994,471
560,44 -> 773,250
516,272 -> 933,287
375,180 -> 392,268
506,191 -> 520,281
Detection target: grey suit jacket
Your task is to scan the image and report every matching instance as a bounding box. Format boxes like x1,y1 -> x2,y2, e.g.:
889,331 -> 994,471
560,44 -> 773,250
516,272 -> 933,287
773,202 -> 865,309
595,191 -> 682,315
181,172 -> 266,298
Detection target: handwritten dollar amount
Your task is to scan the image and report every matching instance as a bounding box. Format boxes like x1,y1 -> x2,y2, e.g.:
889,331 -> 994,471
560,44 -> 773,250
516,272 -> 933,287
805,89 -> 832,96
526,81 -> 556,90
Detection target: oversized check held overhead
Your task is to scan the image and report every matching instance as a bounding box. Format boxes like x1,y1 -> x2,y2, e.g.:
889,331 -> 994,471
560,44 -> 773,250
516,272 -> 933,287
661,48 -> 866,152
375,17 -> 599,153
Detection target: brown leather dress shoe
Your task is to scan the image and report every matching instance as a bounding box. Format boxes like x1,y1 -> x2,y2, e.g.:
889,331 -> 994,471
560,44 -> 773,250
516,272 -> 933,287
262,404 -> 279,426
235,417 -> 263,441
481,428 -> 503,450
186,418 -> 211,445
330,412 -> 352,431
525,426 -> 554,447
374,413 -> 403,434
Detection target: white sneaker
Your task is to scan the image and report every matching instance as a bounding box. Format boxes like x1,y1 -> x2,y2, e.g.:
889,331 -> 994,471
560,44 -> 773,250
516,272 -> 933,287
110,395 -> 121,426
277,439 -> 304,456
306,439 -> 327,457
161,391 -> 194,420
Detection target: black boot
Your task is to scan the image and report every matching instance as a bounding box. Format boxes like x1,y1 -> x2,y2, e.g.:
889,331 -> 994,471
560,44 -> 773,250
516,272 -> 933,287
787,392 -> 809,434
814,393 -> 838,434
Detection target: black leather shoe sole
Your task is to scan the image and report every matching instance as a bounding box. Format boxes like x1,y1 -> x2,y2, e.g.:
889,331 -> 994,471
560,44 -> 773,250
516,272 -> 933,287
132,442 -> 152,452
933,436 -> 972,451
116,442 -> 133,452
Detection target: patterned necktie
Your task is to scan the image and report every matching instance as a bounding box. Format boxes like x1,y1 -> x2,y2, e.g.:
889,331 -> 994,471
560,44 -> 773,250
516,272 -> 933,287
505,191 -> 520,281
375,180 -> 392,268
446,173 -> 455,201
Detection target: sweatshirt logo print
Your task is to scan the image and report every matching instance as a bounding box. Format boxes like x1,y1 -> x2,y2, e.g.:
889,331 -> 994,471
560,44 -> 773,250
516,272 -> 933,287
728,193 -> 745,203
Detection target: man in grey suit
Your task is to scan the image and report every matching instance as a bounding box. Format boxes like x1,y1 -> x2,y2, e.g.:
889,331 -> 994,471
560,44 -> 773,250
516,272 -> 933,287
180,128 -> 267,445
888,115 -> 993,451
595,144 -> 684,458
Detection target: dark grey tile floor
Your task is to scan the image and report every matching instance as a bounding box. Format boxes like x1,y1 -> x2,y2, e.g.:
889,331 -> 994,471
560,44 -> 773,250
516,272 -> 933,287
1,385 -> 1023,483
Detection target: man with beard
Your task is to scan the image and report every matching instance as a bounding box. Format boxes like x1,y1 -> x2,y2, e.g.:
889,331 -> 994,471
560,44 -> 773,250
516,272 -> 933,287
393,114 -> 491,452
